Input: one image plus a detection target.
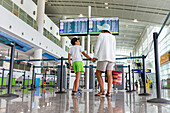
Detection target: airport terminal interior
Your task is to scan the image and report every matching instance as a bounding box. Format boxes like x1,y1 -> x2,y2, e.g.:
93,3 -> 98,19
0,0 -> 170,113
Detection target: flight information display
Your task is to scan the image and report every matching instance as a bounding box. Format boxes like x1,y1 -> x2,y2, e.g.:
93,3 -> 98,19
60,18 -> 88,36
89,17 -> 119,35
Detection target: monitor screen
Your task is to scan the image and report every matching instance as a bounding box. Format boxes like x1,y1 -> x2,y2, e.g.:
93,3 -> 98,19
89,17 -> 119,35
60,18 -> 88,36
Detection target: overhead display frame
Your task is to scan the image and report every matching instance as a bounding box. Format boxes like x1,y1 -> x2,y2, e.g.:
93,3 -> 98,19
60,18 -> 88,36
59,17 -> 119,36
89,17 -> 119,35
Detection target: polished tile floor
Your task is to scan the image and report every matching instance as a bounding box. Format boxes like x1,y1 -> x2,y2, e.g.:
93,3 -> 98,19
0,87 -> 170,113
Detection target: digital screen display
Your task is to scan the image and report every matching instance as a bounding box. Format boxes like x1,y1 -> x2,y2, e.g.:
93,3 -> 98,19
60,18 -> 88,36
89,17 -> 119,35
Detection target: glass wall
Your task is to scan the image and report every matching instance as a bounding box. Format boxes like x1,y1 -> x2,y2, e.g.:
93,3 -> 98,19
65,46 -> 69,52
0,0 -> 38,30
159,34 -> 170,88
43,28 -> 61,47
134,26 -> 170,88
0,0 -> 62,49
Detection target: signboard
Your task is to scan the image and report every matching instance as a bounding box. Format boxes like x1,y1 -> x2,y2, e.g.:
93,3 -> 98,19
89,17 -> 119,35
60,18 -> 88,36
133,69 -> 151,73
160,51 -> 170,65
59,17 -> 119,36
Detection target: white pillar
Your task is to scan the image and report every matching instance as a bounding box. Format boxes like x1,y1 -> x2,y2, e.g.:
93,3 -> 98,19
34,0 -> 45,75
81,36 -> 85,51
61,36 -> 67,50
91,44 -> 93,57
85,6 -> 91,89
33,49 -> 42,74
36,0 -> 45,34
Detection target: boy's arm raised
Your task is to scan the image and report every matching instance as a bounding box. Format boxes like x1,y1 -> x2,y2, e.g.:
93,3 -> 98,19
82,51 -> 92,61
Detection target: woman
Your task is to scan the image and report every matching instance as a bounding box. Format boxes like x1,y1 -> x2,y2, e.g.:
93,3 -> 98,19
92,23 -> 116,97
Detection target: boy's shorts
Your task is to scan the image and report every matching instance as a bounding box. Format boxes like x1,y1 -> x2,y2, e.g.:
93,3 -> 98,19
72,61 -> 84,74
97,61 -> 114,72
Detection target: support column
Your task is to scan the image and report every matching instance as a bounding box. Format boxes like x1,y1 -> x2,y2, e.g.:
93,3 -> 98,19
33,49 -> 42,74
85,6 -> 91,89
61,36 -> 67,50
36,0 -> 45,34
81,36 -> 85,51
35,0 -> 45,74
91,44 -> 93,57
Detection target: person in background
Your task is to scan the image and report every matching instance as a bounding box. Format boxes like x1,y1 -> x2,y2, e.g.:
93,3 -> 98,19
135,80 -> 138,90
92,23 -> 116,97
68,38 -> 92,95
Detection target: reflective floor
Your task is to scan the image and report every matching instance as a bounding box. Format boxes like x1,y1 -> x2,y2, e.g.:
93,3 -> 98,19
0,87 -> 170,113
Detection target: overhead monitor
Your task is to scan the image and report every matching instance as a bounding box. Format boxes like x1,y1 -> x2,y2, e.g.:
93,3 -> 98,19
89,17 -> 119,35
60,18 -> 88,36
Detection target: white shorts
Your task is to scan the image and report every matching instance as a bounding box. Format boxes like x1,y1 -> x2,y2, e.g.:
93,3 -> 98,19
96,61 -> 114,72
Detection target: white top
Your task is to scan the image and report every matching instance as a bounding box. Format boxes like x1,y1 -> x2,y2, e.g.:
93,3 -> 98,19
68,45 -> 83,63
94,33 -> 116,62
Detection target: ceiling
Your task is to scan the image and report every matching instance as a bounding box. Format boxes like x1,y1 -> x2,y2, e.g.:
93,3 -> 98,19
33,0 -> 170,56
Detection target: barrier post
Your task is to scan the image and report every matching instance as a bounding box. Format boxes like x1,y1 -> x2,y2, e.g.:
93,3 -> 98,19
55,57 -> 66,93
29,65 -> 35,90
147,32 -> 170,103
27,75 -> 30,87
34,73 -> 37,88
0,42 -> 19,97
138,67 -> 141,88
41,76 -> 44,88
127,65 -> 133,92
125,73 -> 128,90
0,68 -> 5,89
89,65 -> 95,90
132,70 -> 136,91
139,55 -> 151,96
53,74 -> 56,88
21,71 -> 26,89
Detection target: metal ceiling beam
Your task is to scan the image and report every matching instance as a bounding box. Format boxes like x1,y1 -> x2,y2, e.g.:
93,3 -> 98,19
47,12 -> 165,26
46,1 -> 170,14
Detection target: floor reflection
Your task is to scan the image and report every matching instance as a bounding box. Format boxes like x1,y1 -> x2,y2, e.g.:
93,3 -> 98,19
0,88 -> 169,113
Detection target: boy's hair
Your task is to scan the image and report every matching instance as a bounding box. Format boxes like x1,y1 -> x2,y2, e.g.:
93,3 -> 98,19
71,37 -> 80,45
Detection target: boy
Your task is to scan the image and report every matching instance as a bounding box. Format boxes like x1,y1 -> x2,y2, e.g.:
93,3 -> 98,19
68,37 -> 92,95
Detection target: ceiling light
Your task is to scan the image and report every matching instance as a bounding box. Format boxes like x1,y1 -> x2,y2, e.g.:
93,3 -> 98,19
126,25 -> 128,28
78,14 -> 84,17
105,7 -> 109,9
133,19 -> 138,22
139,32 -> 142,35
124,35 -> 126,37
105,3 -> 109,5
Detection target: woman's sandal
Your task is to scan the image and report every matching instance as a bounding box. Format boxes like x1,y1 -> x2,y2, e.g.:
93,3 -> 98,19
72,91 -> 82,95
106,92 -> 111,97
95,91 -> 105,96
